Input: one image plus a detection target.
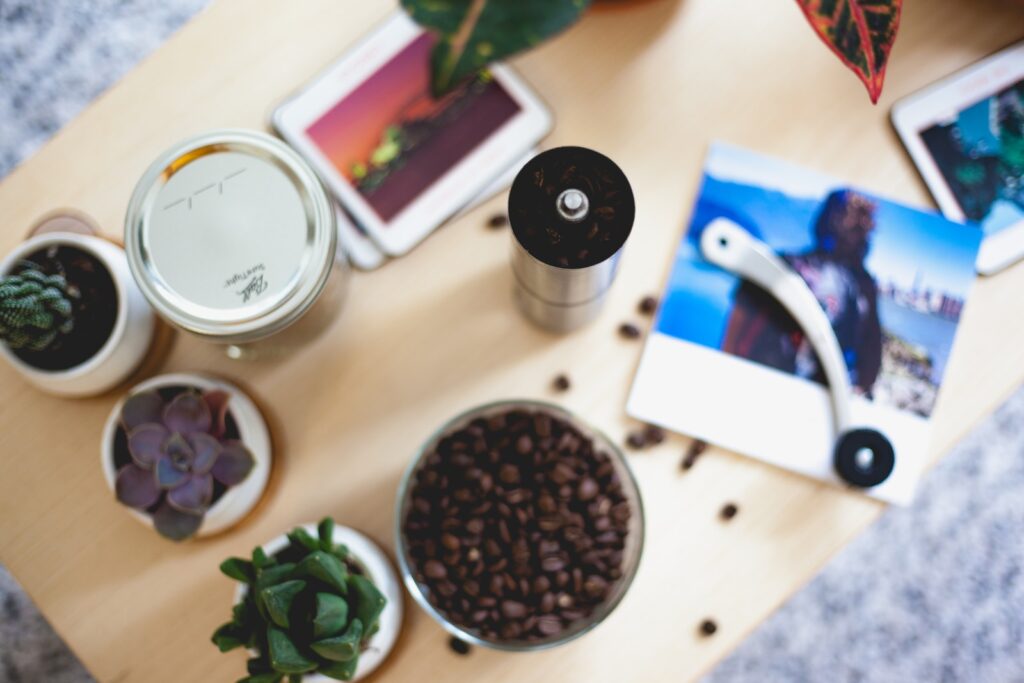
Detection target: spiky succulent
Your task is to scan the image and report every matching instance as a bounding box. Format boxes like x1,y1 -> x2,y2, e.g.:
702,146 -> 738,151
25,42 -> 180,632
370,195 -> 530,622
213,518 -> 387,683
0,266 -> 77,351
114,388 -> 255,541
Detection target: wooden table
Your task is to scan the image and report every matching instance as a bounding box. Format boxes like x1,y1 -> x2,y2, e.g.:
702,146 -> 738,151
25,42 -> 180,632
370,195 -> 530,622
1,1 -> 1022,681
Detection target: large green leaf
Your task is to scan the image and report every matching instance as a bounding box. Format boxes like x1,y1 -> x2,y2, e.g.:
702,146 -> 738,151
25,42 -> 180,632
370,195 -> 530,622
795,0 -> 902,103
348,575 -> 386,636
313,592 -> 350,639
260,580 -> 307,629
266,627 -> 318,675
295,551 -> 349,594
401,0 -> 591,96
311,619 -> 363,663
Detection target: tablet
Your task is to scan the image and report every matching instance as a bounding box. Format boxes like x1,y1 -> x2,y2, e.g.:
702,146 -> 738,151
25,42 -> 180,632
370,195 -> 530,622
892,40 -> 1024,275
272,11 -> 552,257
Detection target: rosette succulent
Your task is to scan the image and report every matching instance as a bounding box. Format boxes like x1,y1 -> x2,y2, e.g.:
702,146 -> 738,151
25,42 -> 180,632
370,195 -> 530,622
114,388 -> 255,541
213,518 -> 387,683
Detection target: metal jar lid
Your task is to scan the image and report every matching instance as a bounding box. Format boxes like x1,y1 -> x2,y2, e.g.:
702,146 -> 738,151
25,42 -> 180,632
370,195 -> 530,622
125,129 -> 337,343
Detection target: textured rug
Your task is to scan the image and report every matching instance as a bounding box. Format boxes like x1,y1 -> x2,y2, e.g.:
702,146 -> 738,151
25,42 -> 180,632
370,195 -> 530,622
1,2 -> 1022,682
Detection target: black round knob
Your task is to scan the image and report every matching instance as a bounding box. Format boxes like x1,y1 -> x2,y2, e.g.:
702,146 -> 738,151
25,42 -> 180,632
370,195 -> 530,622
833,428 -> 895,488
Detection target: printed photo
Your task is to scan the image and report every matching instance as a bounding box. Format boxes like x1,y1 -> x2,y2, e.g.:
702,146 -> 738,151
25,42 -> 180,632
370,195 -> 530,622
305,32 -> 522,222
919,78 -> 1024,237
656,145 -> 982,417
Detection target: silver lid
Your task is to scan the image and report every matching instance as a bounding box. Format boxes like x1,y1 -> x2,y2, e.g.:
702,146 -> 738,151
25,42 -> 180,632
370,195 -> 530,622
125,130 -> 336,342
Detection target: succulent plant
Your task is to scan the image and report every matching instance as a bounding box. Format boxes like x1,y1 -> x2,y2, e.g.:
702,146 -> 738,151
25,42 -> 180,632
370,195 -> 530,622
212,518 -> 387,683
114,388 -> 255,542
0,266 -> 77,351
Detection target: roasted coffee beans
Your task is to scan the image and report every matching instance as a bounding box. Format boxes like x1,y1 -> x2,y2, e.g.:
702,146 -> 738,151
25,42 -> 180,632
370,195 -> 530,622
402,408 -> 633,644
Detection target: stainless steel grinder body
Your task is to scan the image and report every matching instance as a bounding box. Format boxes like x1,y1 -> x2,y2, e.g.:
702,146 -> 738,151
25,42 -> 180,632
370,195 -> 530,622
508,147 -> 635,332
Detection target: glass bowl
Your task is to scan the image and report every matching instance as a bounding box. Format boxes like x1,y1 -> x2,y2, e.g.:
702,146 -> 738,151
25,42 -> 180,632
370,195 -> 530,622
394,399 -> 645,652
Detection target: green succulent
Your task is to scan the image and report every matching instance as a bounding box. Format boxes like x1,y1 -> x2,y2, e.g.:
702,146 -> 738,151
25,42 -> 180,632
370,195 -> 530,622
212,518 -> 387,683
0,266 -> 77,351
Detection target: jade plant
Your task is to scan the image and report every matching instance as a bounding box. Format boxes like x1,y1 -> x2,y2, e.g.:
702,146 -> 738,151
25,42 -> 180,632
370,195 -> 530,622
0,266 -> 77,351
114,388 -> 255,541
212,518 -> 387,683
402,0 -> 903,103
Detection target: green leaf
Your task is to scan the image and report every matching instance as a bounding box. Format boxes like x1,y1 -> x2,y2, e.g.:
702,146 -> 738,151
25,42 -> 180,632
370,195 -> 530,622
401,0 -> 591,96
256,563 -> 297,591
312,619 -> 362,663
314,592 -> 350,639
288,528 -> 319,552
252,547 -> 272,569
348,575 -> 386,636
317,518 -> 335,550
260,580 -> 307,629
294,551 -> 349,593
266,626 -> 318,675
318,656 -> 359,681
212,621 -> 248,652
220,557 -> 256,583
794,0 -> 902,103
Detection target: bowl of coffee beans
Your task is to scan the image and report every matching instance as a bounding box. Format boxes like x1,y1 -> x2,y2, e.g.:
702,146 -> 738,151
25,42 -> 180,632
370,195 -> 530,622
396,401 -> 644,651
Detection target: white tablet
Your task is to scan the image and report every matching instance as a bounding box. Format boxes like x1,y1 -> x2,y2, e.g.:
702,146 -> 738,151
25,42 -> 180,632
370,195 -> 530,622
892,40 -> 1024,275
272,11 -> 552,257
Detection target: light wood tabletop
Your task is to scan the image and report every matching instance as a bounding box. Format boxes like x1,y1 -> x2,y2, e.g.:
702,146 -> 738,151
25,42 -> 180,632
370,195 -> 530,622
1,0 -> 1022,681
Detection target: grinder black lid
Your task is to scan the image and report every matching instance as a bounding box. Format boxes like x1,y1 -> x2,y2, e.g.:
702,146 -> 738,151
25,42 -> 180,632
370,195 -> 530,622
508,146 -> 635,270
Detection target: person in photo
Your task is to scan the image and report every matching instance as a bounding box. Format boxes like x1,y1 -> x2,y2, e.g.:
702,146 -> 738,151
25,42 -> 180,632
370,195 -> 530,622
722,189 -> 883,395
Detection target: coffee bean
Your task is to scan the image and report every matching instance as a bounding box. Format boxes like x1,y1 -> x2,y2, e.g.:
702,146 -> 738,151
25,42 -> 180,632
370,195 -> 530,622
552,374 -> 571,392
681,439 -> 707,470
402,407 -> 632,644
449,636 -> 472,654
487,214 -> 509,229
638,295 -> 658,315
643,425 -> 665,445
625,431 -> 646,450
501,600 -> 528,618
618,323 -> 641,339
719,503 -> 739,521
699,619 -> 718,636
424,560 -> 447,579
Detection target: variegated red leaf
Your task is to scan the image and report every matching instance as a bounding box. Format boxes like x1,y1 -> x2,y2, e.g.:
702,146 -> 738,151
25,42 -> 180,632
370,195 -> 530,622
796,0 -> 903,104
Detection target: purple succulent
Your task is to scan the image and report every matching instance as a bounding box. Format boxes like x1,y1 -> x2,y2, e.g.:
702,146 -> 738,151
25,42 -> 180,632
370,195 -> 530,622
114,388 -> 255,541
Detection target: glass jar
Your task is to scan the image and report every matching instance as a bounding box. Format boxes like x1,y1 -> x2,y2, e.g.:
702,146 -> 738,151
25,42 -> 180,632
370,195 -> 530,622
124,129 -> 347,359
394,400 -> 646,651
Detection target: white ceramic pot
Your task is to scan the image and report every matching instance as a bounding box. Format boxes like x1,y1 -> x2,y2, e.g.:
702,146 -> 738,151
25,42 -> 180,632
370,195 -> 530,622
101,373 -> 272,539
0,231 -> 155,397
234,523 -> 404,682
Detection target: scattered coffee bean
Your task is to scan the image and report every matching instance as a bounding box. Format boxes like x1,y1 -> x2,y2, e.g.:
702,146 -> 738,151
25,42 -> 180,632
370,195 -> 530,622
448,636 -> 472,655
402,407 -> 633,644
681,439 -> 708,471
719,503 -> 739,521
486,213 -> 509,229
625,431 -> 647,450
699,619 -> 718,637
638,295 -> 658,315
618,323 -> 642,339
643,424 -> 665,445
552,374 -> 571,392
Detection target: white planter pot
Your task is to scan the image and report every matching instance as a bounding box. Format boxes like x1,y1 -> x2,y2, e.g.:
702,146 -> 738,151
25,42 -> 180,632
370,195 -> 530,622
0,231 -> 155,397
101,373 -> 272,539
234,524 -> 404,682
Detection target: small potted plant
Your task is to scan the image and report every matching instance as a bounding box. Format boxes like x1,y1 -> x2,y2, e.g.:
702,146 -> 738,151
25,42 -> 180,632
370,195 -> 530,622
0,230 -> 155,396
213,518 -> 403,682
101,373 -> 272,541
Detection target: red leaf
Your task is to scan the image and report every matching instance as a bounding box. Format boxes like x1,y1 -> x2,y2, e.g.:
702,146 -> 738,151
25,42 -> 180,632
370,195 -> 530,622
795,0 -> 903,103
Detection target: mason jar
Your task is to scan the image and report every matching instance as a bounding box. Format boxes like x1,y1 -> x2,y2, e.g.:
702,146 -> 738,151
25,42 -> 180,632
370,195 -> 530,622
125,129 -> 347,359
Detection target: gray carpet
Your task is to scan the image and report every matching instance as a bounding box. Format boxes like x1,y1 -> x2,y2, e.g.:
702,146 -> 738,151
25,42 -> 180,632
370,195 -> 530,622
1,2 -> 1022,682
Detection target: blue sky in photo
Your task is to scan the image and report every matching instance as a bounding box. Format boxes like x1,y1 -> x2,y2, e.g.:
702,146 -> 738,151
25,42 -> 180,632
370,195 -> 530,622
655,144 -> 983,353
